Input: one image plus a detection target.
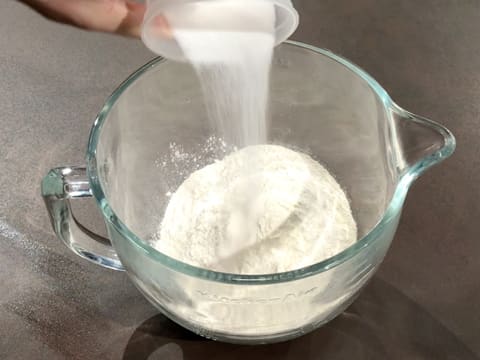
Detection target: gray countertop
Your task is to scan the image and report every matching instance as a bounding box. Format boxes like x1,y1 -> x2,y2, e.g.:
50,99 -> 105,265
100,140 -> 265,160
1,1 -> 479,359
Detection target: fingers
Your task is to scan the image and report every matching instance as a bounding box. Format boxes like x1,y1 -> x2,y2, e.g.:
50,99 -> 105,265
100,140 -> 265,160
19,0 -> 146,38
19,0 -> 73,24
67,0 -> 146,38
116,1 -> 146,37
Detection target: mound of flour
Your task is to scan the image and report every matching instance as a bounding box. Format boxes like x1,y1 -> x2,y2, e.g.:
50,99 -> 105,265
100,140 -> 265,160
155,145 -> 357,274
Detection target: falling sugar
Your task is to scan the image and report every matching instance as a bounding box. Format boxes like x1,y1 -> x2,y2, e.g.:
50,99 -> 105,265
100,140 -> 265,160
167,2 -> 276,147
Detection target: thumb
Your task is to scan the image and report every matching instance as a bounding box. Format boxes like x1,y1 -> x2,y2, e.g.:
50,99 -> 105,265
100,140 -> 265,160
116,1 -> 146,38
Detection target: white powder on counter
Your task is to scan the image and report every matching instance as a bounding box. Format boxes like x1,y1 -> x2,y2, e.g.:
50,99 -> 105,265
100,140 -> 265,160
154,145 -> 357,274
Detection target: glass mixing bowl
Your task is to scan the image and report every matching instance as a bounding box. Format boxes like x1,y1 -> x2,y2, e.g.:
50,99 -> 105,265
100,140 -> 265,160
41,41 -> 455,344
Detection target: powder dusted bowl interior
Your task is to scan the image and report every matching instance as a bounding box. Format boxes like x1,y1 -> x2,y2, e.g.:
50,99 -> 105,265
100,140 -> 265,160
41,41 -> 455,344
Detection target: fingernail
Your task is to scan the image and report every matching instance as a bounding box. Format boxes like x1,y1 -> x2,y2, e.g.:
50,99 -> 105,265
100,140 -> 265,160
152,14 -> 173,39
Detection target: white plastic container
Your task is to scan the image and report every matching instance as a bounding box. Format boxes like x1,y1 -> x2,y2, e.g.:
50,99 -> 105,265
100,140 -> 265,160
142,0 -> 299,61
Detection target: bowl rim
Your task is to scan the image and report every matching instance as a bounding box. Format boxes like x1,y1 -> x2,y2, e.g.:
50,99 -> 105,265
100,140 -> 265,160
86,41 -> 453,284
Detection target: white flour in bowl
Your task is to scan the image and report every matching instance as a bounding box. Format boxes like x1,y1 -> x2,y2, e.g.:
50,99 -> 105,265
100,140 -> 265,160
151,4 -> 356,274
154,145 -> 357,274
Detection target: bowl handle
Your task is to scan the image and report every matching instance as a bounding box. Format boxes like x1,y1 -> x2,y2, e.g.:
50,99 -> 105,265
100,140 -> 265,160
41,166 -> 125,271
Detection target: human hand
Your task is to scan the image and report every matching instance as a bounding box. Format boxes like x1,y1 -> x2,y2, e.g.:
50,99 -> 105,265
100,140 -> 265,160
20,0 -> 146,37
